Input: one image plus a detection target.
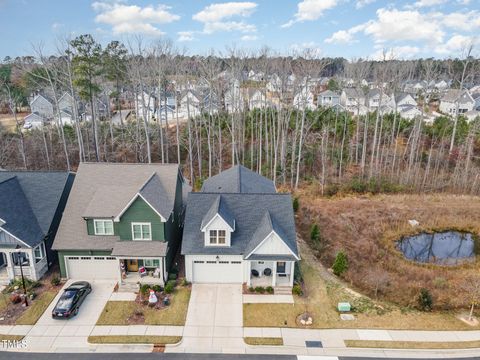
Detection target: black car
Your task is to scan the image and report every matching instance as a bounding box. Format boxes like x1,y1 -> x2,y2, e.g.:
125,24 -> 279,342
52,281 -> 92,319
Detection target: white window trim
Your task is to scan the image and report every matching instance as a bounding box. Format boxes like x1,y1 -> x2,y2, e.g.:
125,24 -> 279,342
34,243 -> 46,263
207,229 -> 228,246
143,258 -> 160,268
93,219 -> 114,236
131,222 -> 152,241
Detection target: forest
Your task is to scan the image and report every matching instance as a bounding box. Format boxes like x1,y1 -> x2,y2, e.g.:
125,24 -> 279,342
1,34 -> 479,195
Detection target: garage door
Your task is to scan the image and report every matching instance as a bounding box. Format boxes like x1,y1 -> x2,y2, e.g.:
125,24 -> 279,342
192,260 -> 243,283
65,256 -> 119,280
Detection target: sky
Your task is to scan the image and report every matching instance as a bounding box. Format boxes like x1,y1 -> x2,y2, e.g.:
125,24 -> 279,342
0,0 -> 479,60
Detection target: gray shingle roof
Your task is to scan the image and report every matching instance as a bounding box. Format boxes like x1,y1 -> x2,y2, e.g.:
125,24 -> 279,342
139,173 -> 175,221
181,193 -> 298,258
111,241 -> 167,257
201,165 -> 276,193
200,195 -> 235,230
0,171 -> 71,247
53,163 -> 179,251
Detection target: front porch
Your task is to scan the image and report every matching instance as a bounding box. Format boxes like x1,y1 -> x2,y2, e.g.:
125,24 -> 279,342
247,259 -> 294,288
119,257 -> 165,286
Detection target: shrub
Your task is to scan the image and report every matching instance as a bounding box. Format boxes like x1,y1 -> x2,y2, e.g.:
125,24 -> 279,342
168,273 -> 177,281
181,278 -> 190,287
164,280 -> 176,294
139,284 -> 151,295
293,262 -> 303,284
266,286 -> 274,294
332,251 -> 348,276
254,286 -> 265,294
433,277 -> 448,289
6,278 -> 40,293
292,197 -> 299,213
248,286 -> 255,293
51,276 -> 61,286
325,184 -> 339,197
310,224 -> 320,243
417,288 -> 433,311
292,284 -> 303,296
151,285 -> 163,293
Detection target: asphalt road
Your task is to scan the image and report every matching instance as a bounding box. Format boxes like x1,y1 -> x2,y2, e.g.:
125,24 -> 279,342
1,354 -> 480,360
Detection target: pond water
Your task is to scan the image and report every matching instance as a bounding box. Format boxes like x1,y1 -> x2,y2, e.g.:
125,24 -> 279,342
396,231 -> 476,266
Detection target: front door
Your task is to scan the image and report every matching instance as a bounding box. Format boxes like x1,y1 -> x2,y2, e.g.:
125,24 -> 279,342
276,261 -> 286,274
127,259 -> 138,272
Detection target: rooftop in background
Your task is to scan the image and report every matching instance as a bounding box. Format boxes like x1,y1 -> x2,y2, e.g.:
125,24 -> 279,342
201,165 -> 276,194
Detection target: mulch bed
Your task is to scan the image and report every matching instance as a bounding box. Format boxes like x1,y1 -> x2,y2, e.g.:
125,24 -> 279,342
0,269 -> 64,325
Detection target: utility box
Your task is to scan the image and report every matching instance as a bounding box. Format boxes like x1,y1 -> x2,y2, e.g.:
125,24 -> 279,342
337,302 -> 351,312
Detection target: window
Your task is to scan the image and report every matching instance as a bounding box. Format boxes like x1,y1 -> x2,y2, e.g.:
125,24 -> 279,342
94,219 -> 114,235
209,229 -> 227,245
12,252 -> 29,266
218,230 -> 226,244
132,223 -> 151,240
209,230 -> 217,244
143,259 -> 160,268
34,243 -> 45,263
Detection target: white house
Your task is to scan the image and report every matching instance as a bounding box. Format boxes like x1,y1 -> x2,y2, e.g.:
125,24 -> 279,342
317,90 -> 340,108
135,91 -> 156,121
340,88 -> 367,115
293,86 -> 315,110
439,89 -> 475,115
182,166 -> 299,289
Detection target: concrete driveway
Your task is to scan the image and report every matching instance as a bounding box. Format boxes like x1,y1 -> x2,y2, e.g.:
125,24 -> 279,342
176,284 -> 244,353
23,280 -> 116,352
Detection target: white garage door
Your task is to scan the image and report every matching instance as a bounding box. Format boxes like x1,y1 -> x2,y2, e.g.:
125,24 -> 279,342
192,260 -> 243,283
66,256 -> 119,280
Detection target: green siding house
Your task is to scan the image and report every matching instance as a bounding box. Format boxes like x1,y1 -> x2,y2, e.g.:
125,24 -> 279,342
52,163 -> 189,286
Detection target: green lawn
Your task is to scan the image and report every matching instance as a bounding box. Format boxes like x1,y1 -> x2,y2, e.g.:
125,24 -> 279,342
345,339 -> 480,349
97,287 -> 191,326
16,290 -> 57,325
243,243 -> 479,331
88,335 -> 181,344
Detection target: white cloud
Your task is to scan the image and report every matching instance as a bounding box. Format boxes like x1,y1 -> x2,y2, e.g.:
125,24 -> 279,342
51,22 -> 64,31
93,1 -> 179,36
193,2 -> 257,22
178,31 -> 195,42
363,8 -> 444,44
282,0 -> 339,28
437,11 -> 480,32
241,34 -> 258,41
325,24 -> 365,44
412,0 -> 446,8
372,46 -> 421,60
434,34 -> 478,55
356,0 -> 376,9
193,2 -> 258,34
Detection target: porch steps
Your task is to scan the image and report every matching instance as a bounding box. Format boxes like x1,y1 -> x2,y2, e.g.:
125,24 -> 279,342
118,282 -> 139,293
274,286 -> 292,295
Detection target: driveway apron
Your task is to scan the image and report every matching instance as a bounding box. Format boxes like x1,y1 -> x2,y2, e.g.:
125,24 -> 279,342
22,280 -> 116,352
176,283 -> 244,353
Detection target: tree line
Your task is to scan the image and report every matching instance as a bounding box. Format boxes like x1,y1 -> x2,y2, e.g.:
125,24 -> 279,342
0,34 -> 479,195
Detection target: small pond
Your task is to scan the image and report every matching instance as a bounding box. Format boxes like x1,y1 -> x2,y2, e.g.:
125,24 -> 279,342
396,231 -> 476,266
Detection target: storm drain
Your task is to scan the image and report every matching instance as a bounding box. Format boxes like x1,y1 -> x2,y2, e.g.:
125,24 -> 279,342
305,340 -> 323,348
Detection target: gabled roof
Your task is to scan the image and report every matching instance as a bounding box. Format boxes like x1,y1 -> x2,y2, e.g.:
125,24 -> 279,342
53,163 -> 180,251
244,210 -> 297,258
201,165 -> 276,194
182,193 -> 298,258
200,195 -> 235,230
0,171 -> 72,247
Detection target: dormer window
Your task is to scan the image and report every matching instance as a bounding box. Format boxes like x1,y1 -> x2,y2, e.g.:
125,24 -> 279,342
94,219 -> 114,235
209,230 -> 226,245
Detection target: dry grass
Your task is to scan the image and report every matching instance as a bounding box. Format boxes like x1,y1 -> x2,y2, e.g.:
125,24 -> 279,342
0,113 -> 24,132
244,337 -> 284,346
295,192 -> 480,309
96,287 -> 190,326
345,339 -> 480,349
15,290 -> 57,325
88,335 -> 181,344
0,335 -> 24,341
243,241 -> 479,330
